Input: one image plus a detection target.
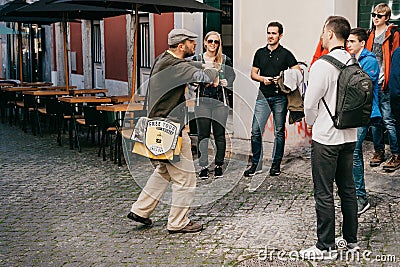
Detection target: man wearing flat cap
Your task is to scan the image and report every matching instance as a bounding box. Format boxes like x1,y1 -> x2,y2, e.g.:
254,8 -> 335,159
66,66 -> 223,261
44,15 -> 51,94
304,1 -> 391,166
128,28 -> 219,234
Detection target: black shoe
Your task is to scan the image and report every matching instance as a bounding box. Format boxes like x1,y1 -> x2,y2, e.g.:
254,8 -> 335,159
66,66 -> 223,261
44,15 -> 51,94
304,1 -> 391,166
127,212 -> 152,226
214,165 -> 223,178
357,196 -> 370,215
269,163 -> 281,176
199,167 -> 209,179
244,163 -> 262,177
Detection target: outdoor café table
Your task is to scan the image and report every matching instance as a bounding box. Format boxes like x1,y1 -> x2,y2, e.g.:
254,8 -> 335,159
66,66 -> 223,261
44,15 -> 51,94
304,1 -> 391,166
58,96 -> 112,150
1,86 -> 39,92
110,95 -> 132,104
22,82 -> 53,87
69,88 -> 108,96
110,95 -> 145,104
0,83 -> 15,88
39,85 -> 77,91
23,90 -> 69,96
96,103 -> 144,165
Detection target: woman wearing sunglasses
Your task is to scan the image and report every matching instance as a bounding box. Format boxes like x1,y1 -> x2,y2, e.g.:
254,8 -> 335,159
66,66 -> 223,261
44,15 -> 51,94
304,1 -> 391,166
365,3 -> 400,171
193,31 -> 235,179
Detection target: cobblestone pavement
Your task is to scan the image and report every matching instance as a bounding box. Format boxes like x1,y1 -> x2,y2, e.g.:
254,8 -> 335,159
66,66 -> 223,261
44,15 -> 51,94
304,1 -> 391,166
0,122 -> 399,267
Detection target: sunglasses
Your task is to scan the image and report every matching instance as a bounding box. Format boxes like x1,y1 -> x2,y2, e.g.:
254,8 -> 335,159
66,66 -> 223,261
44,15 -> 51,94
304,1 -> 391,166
207,39 -> 220,45
371,13 -> 385,19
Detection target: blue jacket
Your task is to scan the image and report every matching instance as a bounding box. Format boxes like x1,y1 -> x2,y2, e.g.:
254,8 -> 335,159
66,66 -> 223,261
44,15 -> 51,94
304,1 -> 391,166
389,47 -> 400,97
358,48 -> 381,119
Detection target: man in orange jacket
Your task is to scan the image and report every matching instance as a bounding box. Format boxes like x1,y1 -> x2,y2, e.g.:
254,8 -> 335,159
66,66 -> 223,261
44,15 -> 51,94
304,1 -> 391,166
366,3 -> 400,172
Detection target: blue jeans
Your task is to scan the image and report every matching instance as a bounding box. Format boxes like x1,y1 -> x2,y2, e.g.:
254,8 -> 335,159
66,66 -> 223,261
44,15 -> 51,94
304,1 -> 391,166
371,89 -> 399,154
250,95 -> 288,165
353,126 -> 368,197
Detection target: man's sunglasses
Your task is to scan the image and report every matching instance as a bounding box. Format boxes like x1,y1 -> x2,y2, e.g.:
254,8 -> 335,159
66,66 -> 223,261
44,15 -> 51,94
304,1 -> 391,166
207,39 -> 220,45
371,13 -> 385,19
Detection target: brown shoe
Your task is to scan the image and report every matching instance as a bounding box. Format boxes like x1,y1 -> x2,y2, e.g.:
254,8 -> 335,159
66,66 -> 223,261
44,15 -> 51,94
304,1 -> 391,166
168,220 -> 203,234
127,212 -> 152,226
383,154 -> 400,172
370,150 -> 385,167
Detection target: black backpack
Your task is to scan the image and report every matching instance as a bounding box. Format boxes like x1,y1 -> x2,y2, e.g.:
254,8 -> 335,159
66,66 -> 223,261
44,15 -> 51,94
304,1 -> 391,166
320,55 -> 373,129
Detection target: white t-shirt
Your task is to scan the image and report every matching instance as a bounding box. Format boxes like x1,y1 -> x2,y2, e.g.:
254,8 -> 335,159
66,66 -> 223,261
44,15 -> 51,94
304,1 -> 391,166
304,49 -> 357,145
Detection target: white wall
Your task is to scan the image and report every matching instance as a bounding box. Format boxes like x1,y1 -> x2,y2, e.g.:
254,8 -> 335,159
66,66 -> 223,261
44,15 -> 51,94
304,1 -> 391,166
174,12 -> 204,56
233,0 -> 358,143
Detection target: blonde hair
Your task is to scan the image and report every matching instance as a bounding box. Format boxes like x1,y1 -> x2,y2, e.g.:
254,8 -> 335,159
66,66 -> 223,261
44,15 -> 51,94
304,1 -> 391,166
204,31 -> 223,67
374,3 -> 392,20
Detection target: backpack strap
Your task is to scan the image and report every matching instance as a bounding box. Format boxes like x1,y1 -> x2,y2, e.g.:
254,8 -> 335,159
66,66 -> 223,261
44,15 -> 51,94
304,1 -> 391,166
320,54 -> 346,70
319,55 -> 345,125
321,97 -> 335,124
221,54 -> 227,106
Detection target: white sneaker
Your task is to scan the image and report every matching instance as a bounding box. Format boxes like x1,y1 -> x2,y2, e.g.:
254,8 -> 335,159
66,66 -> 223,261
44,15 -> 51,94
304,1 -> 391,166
335,237 -> 360,252
299,245 -> 338,261
346,242 -> 360,252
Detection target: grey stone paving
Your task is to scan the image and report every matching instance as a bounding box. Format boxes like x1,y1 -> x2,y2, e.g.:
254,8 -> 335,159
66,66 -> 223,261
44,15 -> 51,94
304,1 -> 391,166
0,122 -> 399,267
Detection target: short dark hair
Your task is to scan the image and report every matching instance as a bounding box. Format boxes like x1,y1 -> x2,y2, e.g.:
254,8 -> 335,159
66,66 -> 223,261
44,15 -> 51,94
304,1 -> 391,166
267,21 -> 283,35
350,27 -> 368,42
325,16 -> 350,41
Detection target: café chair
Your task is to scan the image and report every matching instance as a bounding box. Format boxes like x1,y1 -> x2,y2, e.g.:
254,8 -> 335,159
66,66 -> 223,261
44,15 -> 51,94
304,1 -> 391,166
22,94 -> 41,136
76,105 -> 103,152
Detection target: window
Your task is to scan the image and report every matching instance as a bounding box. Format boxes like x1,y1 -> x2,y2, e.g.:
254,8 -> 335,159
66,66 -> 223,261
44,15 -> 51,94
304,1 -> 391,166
92,22 -> 101,64
139,16 -> 150,68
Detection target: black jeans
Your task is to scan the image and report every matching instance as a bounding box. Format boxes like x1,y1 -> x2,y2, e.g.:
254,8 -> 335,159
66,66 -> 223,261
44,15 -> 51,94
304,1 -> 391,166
311,140 -> 358,250
195,99 -> 229,167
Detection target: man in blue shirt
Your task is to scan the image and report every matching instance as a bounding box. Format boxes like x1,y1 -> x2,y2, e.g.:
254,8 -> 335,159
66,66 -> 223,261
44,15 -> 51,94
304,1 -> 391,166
347,27 -> 381,215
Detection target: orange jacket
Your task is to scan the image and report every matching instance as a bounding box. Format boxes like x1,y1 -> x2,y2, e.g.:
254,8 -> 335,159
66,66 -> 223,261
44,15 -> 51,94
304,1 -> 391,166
366,24 -> 400,91
310,39 -> 329,67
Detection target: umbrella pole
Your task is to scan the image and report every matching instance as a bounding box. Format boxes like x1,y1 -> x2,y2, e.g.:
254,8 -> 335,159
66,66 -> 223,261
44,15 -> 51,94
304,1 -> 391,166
18,22 -> 23,84
62,21 -> 69,92
131,5 -> 138,102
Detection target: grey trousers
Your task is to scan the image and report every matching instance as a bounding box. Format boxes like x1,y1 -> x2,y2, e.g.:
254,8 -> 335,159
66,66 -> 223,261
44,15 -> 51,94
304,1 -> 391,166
311,140 -> 358,250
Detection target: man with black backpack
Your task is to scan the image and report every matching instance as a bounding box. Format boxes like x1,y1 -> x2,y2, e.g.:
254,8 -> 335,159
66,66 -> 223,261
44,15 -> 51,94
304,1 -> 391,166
301,16 -> 358,260
366,3 -> 400,171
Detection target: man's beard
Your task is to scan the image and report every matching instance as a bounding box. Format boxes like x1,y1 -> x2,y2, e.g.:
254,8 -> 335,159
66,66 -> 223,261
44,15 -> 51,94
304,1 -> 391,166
183,47 -> 195,58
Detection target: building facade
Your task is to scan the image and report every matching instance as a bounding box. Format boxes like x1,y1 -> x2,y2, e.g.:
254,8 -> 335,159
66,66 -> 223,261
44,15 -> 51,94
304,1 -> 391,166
1,0 -> 399,144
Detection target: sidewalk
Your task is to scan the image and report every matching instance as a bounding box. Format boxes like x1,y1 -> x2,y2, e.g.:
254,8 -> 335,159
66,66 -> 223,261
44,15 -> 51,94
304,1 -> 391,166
0,122 -> 399,266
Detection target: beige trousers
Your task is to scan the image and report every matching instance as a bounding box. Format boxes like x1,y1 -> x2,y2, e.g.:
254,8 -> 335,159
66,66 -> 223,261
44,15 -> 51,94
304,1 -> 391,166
131,129 -> 196,230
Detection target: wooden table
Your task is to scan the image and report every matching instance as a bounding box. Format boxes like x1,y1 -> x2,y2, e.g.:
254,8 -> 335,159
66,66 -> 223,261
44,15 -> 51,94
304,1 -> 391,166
1,86 -> 38,92
0,83 -> 15,88
39,85 -> 77,90
96,103 -> 144,112
109,95 -> 146,104
110,95 -> 132,104
22,82 -> 53,87
69,88 -> 108,96
23,90 -> 69,96
58,96 -> 111,104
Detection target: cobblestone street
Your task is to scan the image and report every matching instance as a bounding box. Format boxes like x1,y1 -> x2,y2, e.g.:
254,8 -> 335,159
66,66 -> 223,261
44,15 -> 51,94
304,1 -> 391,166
0,122 -> 399,266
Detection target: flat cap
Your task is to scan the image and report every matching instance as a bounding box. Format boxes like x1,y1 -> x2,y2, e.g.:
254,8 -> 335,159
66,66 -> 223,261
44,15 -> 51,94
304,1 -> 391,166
168,28 -> 198,46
